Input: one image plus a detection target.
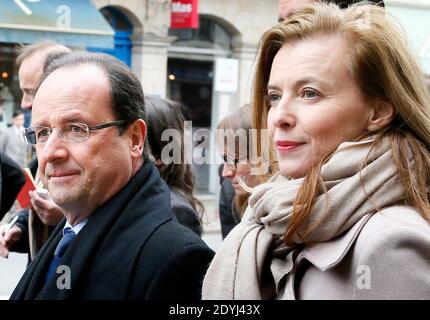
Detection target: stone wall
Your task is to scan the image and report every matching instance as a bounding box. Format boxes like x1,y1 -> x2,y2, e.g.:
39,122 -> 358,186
91,0 -> 277,105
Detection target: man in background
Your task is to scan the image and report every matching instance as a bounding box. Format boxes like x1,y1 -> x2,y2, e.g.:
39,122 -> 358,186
278,0 -> 384,21
0,110 -> 28,167
0,98 -> 7,131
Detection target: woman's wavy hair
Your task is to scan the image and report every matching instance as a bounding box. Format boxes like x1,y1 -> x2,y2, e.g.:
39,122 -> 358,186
145,96 -> 205,218
252,2 -> 430,245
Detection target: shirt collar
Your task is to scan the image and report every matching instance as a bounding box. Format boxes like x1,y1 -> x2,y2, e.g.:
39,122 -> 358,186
64,219 -> 88,235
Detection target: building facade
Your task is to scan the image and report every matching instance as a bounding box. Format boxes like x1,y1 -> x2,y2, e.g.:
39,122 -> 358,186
91,0 -> 278,192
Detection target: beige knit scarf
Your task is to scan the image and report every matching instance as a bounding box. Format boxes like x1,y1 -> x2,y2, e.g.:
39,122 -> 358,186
203,137 -> 410,299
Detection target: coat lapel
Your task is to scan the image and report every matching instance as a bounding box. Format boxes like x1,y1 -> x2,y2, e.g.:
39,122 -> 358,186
301,214 -> 372,271
10,221 -> 64,299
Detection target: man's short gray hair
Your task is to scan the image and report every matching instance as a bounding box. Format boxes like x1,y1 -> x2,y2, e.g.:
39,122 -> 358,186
42,51 -> 150,160
16,40 -> 71,67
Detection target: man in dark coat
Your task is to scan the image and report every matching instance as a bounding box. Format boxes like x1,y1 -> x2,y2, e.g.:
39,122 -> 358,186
11,52 -> 214,300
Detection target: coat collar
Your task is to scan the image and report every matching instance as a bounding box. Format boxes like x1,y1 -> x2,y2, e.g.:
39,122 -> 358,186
270,213 -> 373,295
300,214 -> 372,271
11,161 -> 174,300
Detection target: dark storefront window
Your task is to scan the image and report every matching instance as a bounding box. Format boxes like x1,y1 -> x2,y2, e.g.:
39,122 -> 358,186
169,16 -> 232,50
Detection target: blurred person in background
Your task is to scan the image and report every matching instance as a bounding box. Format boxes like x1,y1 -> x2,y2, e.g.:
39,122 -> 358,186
216,104 -> 259,238
0,98 -> 7,131
145,96 -> 204,237
18,41 -> 71,111
0,110 -> 28,167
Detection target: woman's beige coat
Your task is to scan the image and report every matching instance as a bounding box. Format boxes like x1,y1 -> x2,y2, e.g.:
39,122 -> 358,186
278,205 -> 430,299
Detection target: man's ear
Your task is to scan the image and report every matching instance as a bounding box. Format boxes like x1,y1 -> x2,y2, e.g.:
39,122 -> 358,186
128,119 -> 146,158
367,101 -> 395,132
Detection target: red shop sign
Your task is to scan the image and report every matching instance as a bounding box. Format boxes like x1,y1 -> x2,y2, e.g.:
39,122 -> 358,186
170,0 -> 199,29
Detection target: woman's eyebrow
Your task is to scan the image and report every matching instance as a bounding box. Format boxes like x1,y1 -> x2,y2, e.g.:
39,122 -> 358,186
268,76 -> 330,91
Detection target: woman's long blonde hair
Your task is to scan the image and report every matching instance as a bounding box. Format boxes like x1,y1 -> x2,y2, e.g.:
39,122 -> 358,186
252,2 -> 430,245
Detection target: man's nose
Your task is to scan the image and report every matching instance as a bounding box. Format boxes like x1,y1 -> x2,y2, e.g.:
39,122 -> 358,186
38,130 -> 68,163
21,95 -> 33,110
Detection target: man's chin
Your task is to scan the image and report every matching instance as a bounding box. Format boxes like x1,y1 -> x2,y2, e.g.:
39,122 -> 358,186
48,195 -> 66,207
48,191 -> 76,208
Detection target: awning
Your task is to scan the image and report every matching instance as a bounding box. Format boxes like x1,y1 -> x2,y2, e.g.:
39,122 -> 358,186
0,0 -> 114,48
387,1 -> 430,74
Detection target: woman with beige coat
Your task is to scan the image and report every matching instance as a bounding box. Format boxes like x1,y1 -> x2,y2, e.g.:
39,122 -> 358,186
203,2 -> 430,300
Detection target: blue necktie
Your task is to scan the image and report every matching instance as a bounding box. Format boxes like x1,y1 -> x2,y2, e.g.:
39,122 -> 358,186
45,227 -> 76,283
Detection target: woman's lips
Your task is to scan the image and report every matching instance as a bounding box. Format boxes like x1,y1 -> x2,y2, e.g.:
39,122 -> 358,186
275,140 -> 305,152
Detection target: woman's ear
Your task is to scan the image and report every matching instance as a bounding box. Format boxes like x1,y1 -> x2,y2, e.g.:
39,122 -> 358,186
367,101 -> 395,132
129,119 -> 147,158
